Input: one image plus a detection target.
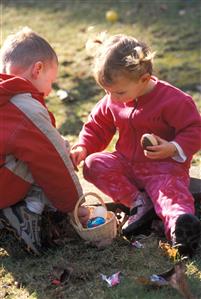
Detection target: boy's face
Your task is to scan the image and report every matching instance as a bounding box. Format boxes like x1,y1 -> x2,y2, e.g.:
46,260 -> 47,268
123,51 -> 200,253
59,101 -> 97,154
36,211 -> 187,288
5,60 -> 58,97
33,61 -> 58,97
102,75 -> 150,103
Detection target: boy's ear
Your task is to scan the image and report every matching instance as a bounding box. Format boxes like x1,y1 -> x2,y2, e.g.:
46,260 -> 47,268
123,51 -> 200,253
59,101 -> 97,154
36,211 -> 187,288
31,61 -> 43,79
140,73 -> 151,83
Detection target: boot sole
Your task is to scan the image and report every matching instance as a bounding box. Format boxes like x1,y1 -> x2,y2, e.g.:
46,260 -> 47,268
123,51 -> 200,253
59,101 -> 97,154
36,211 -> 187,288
0,218 -> 40,255
175,214 -> 201,258
122,207 -> 156,237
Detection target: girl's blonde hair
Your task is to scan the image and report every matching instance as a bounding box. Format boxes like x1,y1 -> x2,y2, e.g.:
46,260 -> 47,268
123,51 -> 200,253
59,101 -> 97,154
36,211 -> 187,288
0,27 -> 58,73
88,34 -> 155,86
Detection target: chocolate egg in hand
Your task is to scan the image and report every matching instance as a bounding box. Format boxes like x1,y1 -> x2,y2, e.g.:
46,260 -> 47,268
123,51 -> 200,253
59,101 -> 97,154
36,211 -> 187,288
141,133 -> 158,150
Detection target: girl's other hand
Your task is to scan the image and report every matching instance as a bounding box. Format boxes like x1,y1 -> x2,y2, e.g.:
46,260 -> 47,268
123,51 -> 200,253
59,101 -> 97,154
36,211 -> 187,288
144,135 -> 178,160
70,145 -> 87,170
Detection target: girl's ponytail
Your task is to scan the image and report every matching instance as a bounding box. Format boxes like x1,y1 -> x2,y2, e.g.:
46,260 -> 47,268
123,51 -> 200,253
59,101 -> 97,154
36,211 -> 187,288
85,32 -> 108,57
125,46 -> 155,66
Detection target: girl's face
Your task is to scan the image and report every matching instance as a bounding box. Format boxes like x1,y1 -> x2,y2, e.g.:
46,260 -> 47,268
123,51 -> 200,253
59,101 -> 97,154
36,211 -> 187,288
102,74 -> 151,103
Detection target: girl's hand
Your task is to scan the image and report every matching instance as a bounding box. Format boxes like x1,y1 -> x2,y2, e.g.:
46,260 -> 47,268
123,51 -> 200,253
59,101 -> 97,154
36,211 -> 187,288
70,145 -> 87,170
144,135 -> 178,160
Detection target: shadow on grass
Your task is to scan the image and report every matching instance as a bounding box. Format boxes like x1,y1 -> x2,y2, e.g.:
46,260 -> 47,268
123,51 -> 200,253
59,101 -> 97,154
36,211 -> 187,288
58,76 -> 102,136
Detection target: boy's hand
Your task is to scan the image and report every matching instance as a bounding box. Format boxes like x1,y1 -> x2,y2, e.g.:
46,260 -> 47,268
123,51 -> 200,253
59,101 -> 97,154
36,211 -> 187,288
69,206 -> 90,227
77,206 -> 90,226
70,146 -> 87,170
144,135 -> 178,160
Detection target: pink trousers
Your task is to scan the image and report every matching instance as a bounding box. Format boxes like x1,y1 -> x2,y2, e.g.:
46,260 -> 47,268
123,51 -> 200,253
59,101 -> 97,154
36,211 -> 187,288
83,152 -> 195,239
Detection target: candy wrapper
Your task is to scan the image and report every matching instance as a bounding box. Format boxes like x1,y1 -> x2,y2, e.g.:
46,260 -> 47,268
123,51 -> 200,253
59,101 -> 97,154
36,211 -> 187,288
100,271 -> 122,287
149,274 -> 168,286
131,240 -> 144,249
56,89 -> 74,102
49,263 -> 73,286
56,89 -> 69,101
137,262 -> 196,299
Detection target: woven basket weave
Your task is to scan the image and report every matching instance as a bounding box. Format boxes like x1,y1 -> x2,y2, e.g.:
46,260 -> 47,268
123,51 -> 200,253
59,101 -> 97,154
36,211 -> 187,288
70,192 -> 117,242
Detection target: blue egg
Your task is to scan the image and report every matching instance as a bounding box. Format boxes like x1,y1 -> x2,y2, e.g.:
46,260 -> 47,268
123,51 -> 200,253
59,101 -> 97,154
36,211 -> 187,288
87,217 -> 105,228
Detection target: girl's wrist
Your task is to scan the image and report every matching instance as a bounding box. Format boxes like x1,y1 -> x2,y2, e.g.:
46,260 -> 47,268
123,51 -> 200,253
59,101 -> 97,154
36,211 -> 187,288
169,143 -> 178,157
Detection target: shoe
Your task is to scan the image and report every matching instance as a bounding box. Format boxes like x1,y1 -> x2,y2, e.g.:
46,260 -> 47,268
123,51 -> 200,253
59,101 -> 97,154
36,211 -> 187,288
0,222 -> 5,229
122,192 -> 155,238
0,202 -> 42,255
172,214 -> 201,258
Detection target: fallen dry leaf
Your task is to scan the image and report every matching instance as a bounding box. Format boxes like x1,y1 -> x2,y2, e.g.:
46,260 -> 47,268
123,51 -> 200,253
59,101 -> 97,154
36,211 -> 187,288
159,241 -> 178,260
167,262 -> 197,299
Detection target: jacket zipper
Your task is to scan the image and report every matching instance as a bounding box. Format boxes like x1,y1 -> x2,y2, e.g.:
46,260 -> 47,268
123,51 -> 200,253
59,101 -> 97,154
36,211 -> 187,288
129,98 -> 138,163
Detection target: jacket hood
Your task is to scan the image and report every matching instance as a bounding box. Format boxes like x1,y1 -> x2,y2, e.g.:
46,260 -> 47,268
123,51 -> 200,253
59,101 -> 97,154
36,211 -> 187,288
0,73 -> 44,106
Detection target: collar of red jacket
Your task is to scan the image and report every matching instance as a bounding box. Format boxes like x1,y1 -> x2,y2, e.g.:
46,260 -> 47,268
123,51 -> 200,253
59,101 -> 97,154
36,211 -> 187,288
0,73 -> 45,106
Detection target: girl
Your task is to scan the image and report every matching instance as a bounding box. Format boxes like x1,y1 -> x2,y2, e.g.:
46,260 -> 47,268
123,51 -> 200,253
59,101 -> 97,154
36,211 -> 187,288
71,34 -> 201,257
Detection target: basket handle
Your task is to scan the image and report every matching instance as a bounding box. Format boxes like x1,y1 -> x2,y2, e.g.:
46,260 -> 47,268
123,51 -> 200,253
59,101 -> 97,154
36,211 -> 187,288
73,192 -> 107,230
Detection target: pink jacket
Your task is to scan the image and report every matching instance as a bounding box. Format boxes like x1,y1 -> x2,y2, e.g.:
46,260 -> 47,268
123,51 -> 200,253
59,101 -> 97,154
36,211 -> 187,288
0,73 -> 82,211
78,77 -> 201,169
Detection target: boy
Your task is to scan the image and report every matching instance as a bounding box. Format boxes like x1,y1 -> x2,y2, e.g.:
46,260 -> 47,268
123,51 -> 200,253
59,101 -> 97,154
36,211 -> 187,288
0,27 -> 88,255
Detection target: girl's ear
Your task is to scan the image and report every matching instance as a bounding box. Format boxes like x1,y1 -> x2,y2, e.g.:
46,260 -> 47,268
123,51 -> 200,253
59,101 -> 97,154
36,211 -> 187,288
140,73 -> 151,83
31,61 -> 43,79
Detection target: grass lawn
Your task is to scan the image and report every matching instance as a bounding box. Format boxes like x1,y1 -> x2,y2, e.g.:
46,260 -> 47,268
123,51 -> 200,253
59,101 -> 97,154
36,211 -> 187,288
0,0 -> 201,298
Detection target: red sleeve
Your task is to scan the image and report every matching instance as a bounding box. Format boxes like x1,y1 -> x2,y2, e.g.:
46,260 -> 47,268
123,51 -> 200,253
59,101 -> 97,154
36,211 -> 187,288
8,115 -> 82,213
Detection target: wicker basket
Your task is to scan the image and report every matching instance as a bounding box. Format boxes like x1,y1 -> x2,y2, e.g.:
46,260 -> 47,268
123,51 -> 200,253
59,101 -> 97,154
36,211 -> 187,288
70,192 -> 117,242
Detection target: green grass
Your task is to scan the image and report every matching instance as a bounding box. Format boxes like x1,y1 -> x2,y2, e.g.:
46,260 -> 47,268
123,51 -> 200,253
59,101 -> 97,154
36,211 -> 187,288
1,0 -> 201,298
1,230 -> 201,299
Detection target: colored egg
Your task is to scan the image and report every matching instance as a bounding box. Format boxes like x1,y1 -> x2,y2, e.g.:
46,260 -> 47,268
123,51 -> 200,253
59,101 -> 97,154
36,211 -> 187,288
91,206 -> 107,219
87,217 -> 105,228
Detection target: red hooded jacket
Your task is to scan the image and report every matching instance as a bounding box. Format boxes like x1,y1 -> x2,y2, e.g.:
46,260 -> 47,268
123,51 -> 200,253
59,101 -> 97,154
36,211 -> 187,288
0,73 -> 82,211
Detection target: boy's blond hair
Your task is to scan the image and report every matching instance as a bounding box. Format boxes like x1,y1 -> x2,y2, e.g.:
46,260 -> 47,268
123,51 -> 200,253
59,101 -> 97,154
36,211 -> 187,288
0,27 -> 58,73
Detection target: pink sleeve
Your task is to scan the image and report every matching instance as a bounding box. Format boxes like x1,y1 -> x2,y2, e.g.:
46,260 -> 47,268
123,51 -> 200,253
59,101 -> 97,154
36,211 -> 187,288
165,96 -> 201,157
78,96 -> 116,154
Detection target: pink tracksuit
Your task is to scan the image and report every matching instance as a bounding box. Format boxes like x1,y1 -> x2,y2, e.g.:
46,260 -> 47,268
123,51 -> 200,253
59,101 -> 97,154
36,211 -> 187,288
76,77 -> 201,238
